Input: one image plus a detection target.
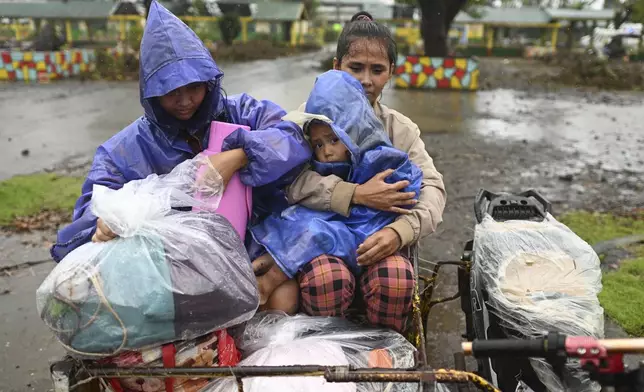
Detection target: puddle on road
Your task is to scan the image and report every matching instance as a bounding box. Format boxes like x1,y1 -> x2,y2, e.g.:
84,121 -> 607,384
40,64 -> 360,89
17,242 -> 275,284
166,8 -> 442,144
380,89 -> 479,134
382,88 -> 644,174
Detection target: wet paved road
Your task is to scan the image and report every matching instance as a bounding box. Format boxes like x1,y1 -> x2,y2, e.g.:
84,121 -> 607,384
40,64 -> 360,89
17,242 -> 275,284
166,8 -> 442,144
0,51 -> 325,181
2,51 -> 643,181
1,52 -> 644,392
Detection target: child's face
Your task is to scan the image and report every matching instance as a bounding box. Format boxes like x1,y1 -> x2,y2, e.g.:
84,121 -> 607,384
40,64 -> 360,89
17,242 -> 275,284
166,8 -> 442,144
309,123 -> 349,163
159,82 -> 207,121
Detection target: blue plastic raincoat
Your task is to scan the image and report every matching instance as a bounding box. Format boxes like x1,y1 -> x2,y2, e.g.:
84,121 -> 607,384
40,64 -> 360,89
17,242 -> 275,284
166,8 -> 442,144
250,71 -> 423,278
50,1 -> 310,262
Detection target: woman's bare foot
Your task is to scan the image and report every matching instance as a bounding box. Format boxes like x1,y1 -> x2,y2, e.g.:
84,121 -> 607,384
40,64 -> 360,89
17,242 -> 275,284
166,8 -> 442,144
259,279 -> 299,315
252,254 -> 289,305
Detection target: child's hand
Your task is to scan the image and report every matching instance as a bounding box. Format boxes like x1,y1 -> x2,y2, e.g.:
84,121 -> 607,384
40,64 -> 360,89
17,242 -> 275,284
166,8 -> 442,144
92,218 -> 117,243
194,154 -> 225,198
207,149 -> 248,186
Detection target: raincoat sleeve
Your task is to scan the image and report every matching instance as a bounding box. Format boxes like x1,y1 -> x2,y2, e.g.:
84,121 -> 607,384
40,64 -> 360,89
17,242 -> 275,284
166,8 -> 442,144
222,94 -> 311,188
385,122 -> 445,247
285,167 -> 357,217
50,147 -> 127,262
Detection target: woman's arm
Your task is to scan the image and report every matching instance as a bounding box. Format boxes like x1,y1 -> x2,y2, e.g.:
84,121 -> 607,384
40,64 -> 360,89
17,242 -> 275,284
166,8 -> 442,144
50,146 -> 127,262
356,125 -> 445,266
221,93 -> 311,188
384,124 -> 446,247
286,166 -> 419,218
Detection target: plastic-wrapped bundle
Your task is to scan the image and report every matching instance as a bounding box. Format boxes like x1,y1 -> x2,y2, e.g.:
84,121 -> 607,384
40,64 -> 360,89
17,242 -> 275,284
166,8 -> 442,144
37,155 -> 259,358
472,213 -> 604,392
202,313 -> 450,392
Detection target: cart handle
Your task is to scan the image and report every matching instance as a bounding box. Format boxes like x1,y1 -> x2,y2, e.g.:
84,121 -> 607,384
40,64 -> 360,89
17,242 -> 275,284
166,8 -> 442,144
462,332 -> 644,359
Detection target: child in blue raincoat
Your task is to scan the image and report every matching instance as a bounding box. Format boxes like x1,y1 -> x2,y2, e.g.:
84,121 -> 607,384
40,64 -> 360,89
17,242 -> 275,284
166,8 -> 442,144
251,70 -> 422,314
50,1 -> 310,261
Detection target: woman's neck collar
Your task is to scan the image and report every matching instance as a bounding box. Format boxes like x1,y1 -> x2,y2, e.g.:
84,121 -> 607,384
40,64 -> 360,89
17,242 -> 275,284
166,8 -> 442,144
372,97 -> 384,118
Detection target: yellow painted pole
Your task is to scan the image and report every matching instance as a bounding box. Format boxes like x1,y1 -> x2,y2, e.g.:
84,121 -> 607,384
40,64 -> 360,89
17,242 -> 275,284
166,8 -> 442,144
290,23 -> 297,47
180,15 -> 219,22
65,20 -> 73,44
119,19 -> 126,41
486,27 -> 494,55
12,23 -> 20,40
551,24 -> 558,51
317,26 -> 324,47
108,15 -> 144,21
241,19 -> 248,43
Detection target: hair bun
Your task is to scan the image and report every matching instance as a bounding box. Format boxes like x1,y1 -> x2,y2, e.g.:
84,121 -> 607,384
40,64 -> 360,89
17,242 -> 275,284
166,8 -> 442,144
351,11 -> 373,22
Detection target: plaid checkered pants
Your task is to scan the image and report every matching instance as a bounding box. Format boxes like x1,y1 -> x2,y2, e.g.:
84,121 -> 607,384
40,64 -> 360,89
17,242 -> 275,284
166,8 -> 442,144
298,254 -> 414,332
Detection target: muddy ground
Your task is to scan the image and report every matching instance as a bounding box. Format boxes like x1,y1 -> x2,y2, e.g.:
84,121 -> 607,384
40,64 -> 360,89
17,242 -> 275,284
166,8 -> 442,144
478,55 -> 644,95
1,54 -> 643,392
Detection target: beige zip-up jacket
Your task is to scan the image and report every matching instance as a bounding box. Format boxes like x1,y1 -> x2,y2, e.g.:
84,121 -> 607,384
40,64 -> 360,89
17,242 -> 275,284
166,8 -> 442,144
285,101 -> 446,247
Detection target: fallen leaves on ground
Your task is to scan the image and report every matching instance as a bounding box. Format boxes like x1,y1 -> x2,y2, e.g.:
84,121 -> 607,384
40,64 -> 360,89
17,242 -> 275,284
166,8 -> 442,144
8,210 -> 71,233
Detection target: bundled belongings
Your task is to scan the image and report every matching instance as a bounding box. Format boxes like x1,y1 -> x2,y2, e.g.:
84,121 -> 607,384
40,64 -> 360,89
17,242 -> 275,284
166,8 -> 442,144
37,156 -> 259,358
472,196 -> 604,392
101,329 -> 240,392
202,312 -> 450,392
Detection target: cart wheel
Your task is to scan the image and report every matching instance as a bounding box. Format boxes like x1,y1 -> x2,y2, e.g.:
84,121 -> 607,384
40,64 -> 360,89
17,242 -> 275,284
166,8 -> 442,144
453,352 -> 466,370
77,379 -> 101,392
51,358 -> 101,392
453,353 -> 472,392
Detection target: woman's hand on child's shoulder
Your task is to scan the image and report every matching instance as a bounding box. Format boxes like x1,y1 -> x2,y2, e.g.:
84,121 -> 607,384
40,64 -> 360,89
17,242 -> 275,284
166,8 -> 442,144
352,169 -> 417,214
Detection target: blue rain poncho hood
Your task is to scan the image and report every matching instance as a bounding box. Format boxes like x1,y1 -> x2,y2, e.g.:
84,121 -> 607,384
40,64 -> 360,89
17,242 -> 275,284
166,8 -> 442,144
300,71 -> 392,181
50,1 -> 310,262
251,71 -> 423,277
139,0 -> 224,132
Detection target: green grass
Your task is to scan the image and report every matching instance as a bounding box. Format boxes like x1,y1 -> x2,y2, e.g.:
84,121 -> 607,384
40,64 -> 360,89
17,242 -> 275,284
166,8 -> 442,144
599,256 -> 644,336
559,210 -> 644,245
559,210 -> 644,336
0,173 -> 84,226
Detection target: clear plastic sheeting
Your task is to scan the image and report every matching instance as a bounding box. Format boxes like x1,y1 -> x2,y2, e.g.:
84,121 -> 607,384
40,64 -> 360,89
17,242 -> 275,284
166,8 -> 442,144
202,313 -> 449,392
37,155 -> 259,358
473,213 -> 604,392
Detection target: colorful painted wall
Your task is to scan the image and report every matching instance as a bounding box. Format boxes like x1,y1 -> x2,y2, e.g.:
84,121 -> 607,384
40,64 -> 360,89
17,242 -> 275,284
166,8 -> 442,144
394,56 -> 480,90
0,49 -> 96,82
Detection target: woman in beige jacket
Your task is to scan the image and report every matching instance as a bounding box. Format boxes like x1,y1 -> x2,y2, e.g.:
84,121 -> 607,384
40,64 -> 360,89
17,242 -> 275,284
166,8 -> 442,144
272,12 -> 446,332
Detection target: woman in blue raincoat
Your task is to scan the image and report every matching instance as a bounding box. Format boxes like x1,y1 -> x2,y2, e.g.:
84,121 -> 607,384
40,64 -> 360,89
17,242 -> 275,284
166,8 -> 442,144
50,1 -> 310,261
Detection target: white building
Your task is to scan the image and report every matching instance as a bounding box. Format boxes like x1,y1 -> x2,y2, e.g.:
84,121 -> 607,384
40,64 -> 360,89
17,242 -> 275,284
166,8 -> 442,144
315,0 -> 394,22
